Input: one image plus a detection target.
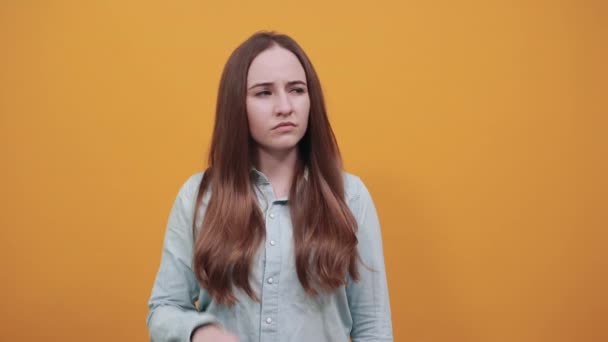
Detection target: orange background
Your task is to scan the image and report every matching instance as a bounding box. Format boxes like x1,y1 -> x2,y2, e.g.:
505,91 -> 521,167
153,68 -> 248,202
1,1 -> 606,341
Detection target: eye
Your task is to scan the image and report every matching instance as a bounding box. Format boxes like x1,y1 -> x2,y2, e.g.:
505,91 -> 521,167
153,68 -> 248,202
290,87 -> 306,94
255,90 -> 271,97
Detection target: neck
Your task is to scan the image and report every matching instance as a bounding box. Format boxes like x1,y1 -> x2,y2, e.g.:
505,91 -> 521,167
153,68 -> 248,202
254,147 -> 299,199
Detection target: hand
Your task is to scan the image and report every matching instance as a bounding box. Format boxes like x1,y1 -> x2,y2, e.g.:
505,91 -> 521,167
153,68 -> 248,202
191,324 -> 239,342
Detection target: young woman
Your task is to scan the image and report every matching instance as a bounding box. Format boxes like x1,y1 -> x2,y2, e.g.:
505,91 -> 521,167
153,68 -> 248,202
147,31 -> 393,342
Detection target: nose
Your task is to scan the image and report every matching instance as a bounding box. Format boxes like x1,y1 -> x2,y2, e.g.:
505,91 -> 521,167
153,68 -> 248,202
274,90 -> 293,116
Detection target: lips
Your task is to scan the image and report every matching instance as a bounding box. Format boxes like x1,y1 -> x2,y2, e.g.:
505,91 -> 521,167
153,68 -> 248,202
273,122 -> 296,129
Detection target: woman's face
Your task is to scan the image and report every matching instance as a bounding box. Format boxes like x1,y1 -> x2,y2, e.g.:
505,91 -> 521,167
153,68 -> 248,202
246,45 -> 310,155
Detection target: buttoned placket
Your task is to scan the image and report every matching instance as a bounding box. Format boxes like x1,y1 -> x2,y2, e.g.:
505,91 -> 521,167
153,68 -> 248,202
255,173 -> 283,341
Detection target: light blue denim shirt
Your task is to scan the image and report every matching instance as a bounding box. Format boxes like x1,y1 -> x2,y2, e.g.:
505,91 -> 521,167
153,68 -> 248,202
147,170 -> 393,342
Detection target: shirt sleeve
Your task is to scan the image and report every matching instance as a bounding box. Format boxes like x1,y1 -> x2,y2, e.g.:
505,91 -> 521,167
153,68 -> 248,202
146,173 -> 219,342
347,176 -> 394,342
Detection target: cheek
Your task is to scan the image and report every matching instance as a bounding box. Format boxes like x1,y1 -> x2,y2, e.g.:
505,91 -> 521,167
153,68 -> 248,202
300,99 -> 311,127
246,101 -> 268,138
247,115 -> 263,139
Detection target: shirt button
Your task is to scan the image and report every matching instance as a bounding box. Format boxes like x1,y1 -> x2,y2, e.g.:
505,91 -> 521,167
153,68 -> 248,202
267,277 -> 273,284
270,240 -> 276,246
269,213 -> 275,219
266,317 -> 272,324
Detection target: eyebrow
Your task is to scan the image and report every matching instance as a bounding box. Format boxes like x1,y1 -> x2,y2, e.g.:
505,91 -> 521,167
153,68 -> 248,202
247,80 -> 307,90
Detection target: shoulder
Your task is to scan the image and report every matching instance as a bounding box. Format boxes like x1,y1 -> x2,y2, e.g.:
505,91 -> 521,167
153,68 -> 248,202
172,171 -> 208,210
172,172 -> 208,231
342,171 -> 379,223
342,171 -> 372,204
177,171 -> 205,197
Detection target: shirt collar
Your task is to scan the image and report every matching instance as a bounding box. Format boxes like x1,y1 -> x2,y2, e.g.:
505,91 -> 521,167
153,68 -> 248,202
250,166 -> 309,185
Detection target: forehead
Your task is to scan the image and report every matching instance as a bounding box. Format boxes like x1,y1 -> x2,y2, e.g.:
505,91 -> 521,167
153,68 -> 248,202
247,45 -> 306,85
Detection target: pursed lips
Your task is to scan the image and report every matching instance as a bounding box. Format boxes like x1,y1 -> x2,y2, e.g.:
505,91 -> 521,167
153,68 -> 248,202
272,122 -> 296,130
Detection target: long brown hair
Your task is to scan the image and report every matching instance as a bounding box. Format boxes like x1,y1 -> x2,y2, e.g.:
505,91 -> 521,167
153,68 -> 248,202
192,31 -> 359,305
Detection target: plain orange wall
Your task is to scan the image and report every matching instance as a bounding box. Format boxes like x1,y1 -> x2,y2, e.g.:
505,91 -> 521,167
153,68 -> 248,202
1,1 -> 606,341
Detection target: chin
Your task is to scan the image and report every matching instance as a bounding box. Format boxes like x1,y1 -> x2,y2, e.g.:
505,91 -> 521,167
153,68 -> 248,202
269,143 -> 299,152
260,140 -> 300,153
